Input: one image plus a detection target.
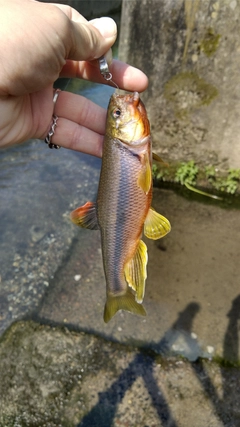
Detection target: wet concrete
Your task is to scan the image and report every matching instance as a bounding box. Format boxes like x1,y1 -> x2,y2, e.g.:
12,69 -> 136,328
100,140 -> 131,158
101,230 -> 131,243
0,320 -> 240,427
1,80 -> 240,425
0,140 -> 100,335
34,187 -> 240,362
0,82 -> 114,336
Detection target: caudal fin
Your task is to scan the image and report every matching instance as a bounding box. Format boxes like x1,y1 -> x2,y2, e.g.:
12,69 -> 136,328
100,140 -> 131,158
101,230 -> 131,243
104,289 -> 146,323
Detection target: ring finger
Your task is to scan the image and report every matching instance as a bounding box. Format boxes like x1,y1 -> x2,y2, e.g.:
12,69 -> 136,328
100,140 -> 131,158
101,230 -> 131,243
48,90 -> 107,157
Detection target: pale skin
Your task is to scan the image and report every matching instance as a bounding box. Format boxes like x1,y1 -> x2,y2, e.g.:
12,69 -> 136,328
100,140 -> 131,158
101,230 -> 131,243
0,0 -> 148,157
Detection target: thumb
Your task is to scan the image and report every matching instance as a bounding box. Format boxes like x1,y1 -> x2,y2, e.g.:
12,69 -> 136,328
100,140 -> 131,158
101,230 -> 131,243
89,17 -> 117,40
69,17 -> 117,61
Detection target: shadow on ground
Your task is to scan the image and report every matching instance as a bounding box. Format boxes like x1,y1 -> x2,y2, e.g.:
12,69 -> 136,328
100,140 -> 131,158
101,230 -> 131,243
1,297 -> 240,426
78,298 -> 240,427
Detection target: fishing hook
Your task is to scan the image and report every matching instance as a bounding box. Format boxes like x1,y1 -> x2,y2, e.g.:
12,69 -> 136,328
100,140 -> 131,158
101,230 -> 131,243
98,55 -> 119,89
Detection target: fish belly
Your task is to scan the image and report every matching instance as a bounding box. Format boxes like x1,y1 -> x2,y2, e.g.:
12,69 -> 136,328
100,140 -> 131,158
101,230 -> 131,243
97,137 -> 151,296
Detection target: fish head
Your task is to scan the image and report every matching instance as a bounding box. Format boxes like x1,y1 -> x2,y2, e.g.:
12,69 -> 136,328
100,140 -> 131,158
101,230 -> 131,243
106,92 -> 150,146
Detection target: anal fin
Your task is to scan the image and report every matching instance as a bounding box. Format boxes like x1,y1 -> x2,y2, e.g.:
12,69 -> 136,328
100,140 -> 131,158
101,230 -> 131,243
70,201 -> 99,230
124,240 -> 148,303
144,207 -> 171,240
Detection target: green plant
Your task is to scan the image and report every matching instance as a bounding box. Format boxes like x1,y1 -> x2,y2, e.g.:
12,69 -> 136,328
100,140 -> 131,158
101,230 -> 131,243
152,164 -> 169,181
175,161 -> 199,186
219,169 -> 240,194
175,161 -> 222,200
152,163 -> 158,179
205,165 -> 216,181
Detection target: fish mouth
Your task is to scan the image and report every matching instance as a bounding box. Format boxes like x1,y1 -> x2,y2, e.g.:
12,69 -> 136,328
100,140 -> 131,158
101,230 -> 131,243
114,91 -> 139,106
110,91 -> 149,142
132,92 -> 140,107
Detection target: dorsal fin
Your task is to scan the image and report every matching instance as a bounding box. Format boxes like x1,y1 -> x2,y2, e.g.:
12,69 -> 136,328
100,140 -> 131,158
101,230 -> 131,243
152,152 -> 169,167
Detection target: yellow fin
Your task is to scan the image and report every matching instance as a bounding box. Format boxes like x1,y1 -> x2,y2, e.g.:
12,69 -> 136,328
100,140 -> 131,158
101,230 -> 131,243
70,201 -> 99,230
152,152 -> 169,167
124,240 -> 148,303
144,207 -> 171,240
104,288 -> 146,323
137,152 -> 152,194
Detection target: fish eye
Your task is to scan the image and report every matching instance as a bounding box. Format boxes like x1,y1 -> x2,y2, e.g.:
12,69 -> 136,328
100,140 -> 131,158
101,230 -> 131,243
112,108 -> 121,119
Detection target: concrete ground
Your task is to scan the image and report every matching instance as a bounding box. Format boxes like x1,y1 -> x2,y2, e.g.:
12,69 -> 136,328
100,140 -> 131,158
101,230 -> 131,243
36,186 -> 240,363
0,140 -> 240,425
0,85 -> 240,425
0,321 -> 240,427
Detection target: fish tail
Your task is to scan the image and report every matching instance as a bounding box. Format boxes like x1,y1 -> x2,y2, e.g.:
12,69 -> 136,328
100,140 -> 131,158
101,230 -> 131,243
104,289 -> 146,323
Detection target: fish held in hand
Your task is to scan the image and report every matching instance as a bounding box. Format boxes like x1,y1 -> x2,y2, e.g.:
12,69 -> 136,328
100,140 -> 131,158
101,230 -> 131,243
71,92 -> 171,323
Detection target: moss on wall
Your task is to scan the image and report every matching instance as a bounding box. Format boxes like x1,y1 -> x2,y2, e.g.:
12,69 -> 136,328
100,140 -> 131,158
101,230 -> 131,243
164,72 -> 218,116
200,28 -> 221,57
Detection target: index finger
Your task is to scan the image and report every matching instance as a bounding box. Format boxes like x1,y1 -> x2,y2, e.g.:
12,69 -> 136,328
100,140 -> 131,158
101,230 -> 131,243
60,59 -> 149,93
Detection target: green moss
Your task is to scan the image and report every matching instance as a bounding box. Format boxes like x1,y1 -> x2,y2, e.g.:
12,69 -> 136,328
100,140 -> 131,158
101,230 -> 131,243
200,28 -> 221,57
0,415 -> 16,427
213,355 -> 240,368
164,72 -> 218,116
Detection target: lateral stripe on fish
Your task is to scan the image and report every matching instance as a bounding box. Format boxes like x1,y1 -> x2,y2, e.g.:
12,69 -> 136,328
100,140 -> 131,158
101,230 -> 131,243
71,92 -> 171,323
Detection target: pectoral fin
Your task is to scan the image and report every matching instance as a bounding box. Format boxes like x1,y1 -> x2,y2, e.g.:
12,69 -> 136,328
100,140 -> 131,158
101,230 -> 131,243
104,288 -> 146,323
144,207 -> 171,240
137,152 -> 152,194
70,201 -> 99,230
124,240 -> 148,303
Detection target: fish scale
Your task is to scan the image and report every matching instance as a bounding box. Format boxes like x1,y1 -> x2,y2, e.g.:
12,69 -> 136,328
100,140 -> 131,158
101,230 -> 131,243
71,92 -> 171,322
97,135 -> 150,296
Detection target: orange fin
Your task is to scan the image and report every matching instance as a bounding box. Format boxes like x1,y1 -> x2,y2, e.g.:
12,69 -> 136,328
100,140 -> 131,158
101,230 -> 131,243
124,240 -> 148,303
104,288 -> 146,323
137,152 -> 152,194
144,207 -> 171,240
70,201 -> 99,230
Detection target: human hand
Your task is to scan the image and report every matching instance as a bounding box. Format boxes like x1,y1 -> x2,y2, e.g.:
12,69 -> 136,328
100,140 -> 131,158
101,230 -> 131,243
0,0 -> 148,156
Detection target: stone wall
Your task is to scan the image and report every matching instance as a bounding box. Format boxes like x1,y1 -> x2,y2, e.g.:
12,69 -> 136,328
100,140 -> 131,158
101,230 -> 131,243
119,0 -> 240,170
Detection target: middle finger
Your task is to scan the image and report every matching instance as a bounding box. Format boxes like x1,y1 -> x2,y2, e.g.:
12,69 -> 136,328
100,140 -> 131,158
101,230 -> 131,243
54,90 -> 107,134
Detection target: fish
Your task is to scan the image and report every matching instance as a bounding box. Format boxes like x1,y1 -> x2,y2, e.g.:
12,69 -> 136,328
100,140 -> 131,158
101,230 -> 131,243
71,92 -> 171,323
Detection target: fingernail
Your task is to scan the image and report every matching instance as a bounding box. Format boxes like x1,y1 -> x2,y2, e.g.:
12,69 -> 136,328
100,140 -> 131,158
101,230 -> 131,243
104,49 -> 113,66
90,17 -> 117,39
